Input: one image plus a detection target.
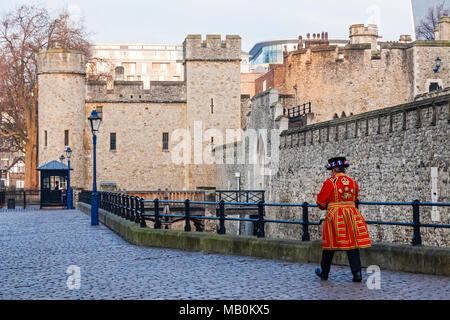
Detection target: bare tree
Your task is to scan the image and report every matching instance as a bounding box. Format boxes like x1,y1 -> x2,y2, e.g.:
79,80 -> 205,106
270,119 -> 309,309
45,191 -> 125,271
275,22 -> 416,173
0,5 -> 90,189
416,1 -> 450,40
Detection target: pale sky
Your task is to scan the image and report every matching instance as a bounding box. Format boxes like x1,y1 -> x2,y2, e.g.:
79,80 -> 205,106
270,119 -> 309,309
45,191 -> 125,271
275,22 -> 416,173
0,0 -> 432,52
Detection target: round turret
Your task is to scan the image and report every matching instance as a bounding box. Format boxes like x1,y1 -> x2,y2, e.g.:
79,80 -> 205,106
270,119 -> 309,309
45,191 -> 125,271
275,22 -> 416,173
38,49 -> 86,190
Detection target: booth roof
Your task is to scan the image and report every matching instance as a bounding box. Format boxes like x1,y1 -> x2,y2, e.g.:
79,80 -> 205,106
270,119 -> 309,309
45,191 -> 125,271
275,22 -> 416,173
37,160 -> 72,171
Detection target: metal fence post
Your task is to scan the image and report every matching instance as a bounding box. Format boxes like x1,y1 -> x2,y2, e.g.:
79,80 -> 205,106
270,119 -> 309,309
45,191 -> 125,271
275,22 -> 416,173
301,202 -> 310,241
116,194 -> 119,215
217,200 -> 226,234
154,198 -> 161,229
140,198 -> 146,228
184,199 -> 191,232
133,197 -> 139,223
130,196 -> 135,221
257,200 -> 265,238
23,191 -> 26,209
412,199 -> 422,246
113,194 -> 117,215
126,196 -> 131,220
122,194 -> 126,219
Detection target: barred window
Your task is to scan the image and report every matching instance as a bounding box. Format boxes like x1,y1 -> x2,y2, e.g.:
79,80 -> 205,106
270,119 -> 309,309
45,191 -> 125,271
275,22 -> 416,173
64,130 -> 69,146
162,132 -> 169,151
110,133 -> 116,151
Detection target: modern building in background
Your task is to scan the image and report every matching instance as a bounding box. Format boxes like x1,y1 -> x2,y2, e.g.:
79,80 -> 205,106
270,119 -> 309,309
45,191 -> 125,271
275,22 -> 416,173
90,43 -> 184,88
248,38 -> 349,72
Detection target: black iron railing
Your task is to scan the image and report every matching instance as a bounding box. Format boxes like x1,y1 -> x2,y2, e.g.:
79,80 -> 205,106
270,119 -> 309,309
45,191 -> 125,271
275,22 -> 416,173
78,191 -> 450,246
287,102 -> 312,119
216,190 -> 264,203
0,190 -> 41,209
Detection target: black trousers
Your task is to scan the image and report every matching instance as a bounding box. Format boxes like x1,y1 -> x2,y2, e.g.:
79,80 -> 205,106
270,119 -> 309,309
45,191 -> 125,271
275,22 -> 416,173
320,249 -> 361,275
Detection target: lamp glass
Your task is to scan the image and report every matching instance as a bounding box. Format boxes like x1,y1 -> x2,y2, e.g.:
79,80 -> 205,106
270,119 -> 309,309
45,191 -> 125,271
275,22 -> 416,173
88,110 -> 102,133
65,147 -> 72,159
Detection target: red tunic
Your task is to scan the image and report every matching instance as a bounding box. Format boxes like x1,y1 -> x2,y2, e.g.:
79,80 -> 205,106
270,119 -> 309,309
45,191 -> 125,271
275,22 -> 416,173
316,173 -> 371,250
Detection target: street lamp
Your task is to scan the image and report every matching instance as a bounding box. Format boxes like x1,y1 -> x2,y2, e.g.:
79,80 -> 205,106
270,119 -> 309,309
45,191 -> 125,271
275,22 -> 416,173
59,155 -> 65,163
88,110 -> 102,226
65,147 -> 72,210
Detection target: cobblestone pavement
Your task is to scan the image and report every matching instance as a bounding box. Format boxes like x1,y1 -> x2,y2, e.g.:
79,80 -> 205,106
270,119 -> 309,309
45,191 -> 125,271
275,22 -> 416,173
0,209 -> 449,300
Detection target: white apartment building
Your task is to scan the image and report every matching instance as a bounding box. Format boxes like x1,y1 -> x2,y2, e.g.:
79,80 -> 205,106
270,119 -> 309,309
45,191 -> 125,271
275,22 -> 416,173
90,43 -> 184,89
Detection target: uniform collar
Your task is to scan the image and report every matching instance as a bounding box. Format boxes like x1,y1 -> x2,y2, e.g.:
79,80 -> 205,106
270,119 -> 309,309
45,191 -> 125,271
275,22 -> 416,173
334,173 -> 346,177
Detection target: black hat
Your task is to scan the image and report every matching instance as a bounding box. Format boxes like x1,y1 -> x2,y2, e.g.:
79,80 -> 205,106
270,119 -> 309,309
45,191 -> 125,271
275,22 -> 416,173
326,157 -> 350,170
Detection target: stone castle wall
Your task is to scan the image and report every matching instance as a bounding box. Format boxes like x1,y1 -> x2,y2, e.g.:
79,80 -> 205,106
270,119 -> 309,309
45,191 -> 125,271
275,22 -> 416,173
38,35 -> 243,192
269,93 -> 450,246
216,90 -> 450,246
263,21 -> 450,125
279,43 -> 413,123
83,102 -> 186,191
86,80 -> 186,103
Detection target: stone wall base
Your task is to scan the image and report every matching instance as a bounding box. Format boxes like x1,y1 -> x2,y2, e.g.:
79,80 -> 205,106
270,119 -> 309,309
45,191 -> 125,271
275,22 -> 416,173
77,203 -> 450,277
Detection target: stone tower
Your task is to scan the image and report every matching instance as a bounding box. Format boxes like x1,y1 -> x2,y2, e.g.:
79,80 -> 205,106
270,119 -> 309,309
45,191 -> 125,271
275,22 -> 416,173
184,35 -> 242,189
349,24 -> 380,50
37,49 -> 86,189
435,16 -> 450,41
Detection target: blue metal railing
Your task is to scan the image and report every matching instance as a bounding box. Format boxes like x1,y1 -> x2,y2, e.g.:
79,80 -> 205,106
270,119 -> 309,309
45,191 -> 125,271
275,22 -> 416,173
80,191 -> 450,246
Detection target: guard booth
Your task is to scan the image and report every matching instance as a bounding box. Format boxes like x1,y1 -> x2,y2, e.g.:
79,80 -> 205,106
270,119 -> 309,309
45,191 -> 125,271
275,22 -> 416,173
37,161 -> 72,208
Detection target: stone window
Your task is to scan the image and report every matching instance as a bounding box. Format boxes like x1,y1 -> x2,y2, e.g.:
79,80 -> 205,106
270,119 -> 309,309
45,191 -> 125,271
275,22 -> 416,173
64,130 -> 69,146
110,133 -> 116,151
429,82 -> 441,92
44,130 -> 47,147
426,79 -> 443,92
162,132 -> 169,151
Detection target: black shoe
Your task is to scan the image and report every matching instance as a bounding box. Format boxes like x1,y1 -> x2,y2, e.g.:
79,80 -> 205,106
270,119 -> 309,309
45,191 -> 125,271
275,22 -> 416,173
352,271 -> 362,282
315,268 -> 328,280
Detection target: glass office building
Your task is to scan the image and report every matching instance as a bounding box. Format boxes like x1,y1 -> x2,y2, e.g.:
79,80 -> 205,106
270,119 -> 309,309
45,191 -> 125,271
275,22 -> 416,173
249,39 -> 348,72
250,42 -> 286,65
249,40 -> 297,66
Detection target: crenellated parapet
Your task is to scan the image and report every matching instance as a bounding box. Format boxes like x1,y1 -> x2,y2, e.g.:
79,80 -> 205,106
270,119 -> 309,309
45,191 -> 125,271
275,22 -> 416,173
38,48 -> 86,75
183,34 -> 241,61
86,80 -> 186,103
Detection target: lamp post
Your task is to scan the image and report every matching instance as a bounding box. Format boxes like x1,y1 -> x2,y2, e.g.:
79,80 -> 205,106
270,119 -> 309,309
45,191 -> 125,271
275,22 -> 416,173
88,110 -> 102,226
65,147 -> 72,209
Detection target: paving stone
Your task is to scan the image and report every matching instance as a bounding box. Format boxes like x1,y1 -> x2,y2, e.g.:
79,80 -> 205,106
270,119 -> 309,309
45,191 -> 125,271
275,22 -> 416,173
0,209 -> 449,300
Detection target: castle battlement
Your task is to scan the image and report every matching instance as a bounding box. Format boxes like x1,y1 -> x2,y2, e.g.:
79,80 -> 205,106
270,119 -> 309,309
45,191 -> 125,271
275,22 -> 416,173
38,48 -> 86,75
183,34 -> 241,61
435,16 -> 450,40
349,24 -> 381,50
86,80 -> 186,103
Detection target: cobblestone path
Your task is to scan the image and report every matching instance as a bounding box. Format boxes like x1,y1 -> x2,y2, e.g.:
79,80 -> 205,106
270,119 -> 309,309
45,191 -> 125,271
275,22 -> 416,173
0,210 -> 449,300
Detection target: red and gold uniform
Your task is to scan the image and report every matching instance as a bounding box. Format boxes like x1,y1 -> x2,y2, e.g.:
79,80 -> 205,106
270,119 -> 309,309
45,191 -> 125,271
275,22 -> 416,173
317,173 -> 371,250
